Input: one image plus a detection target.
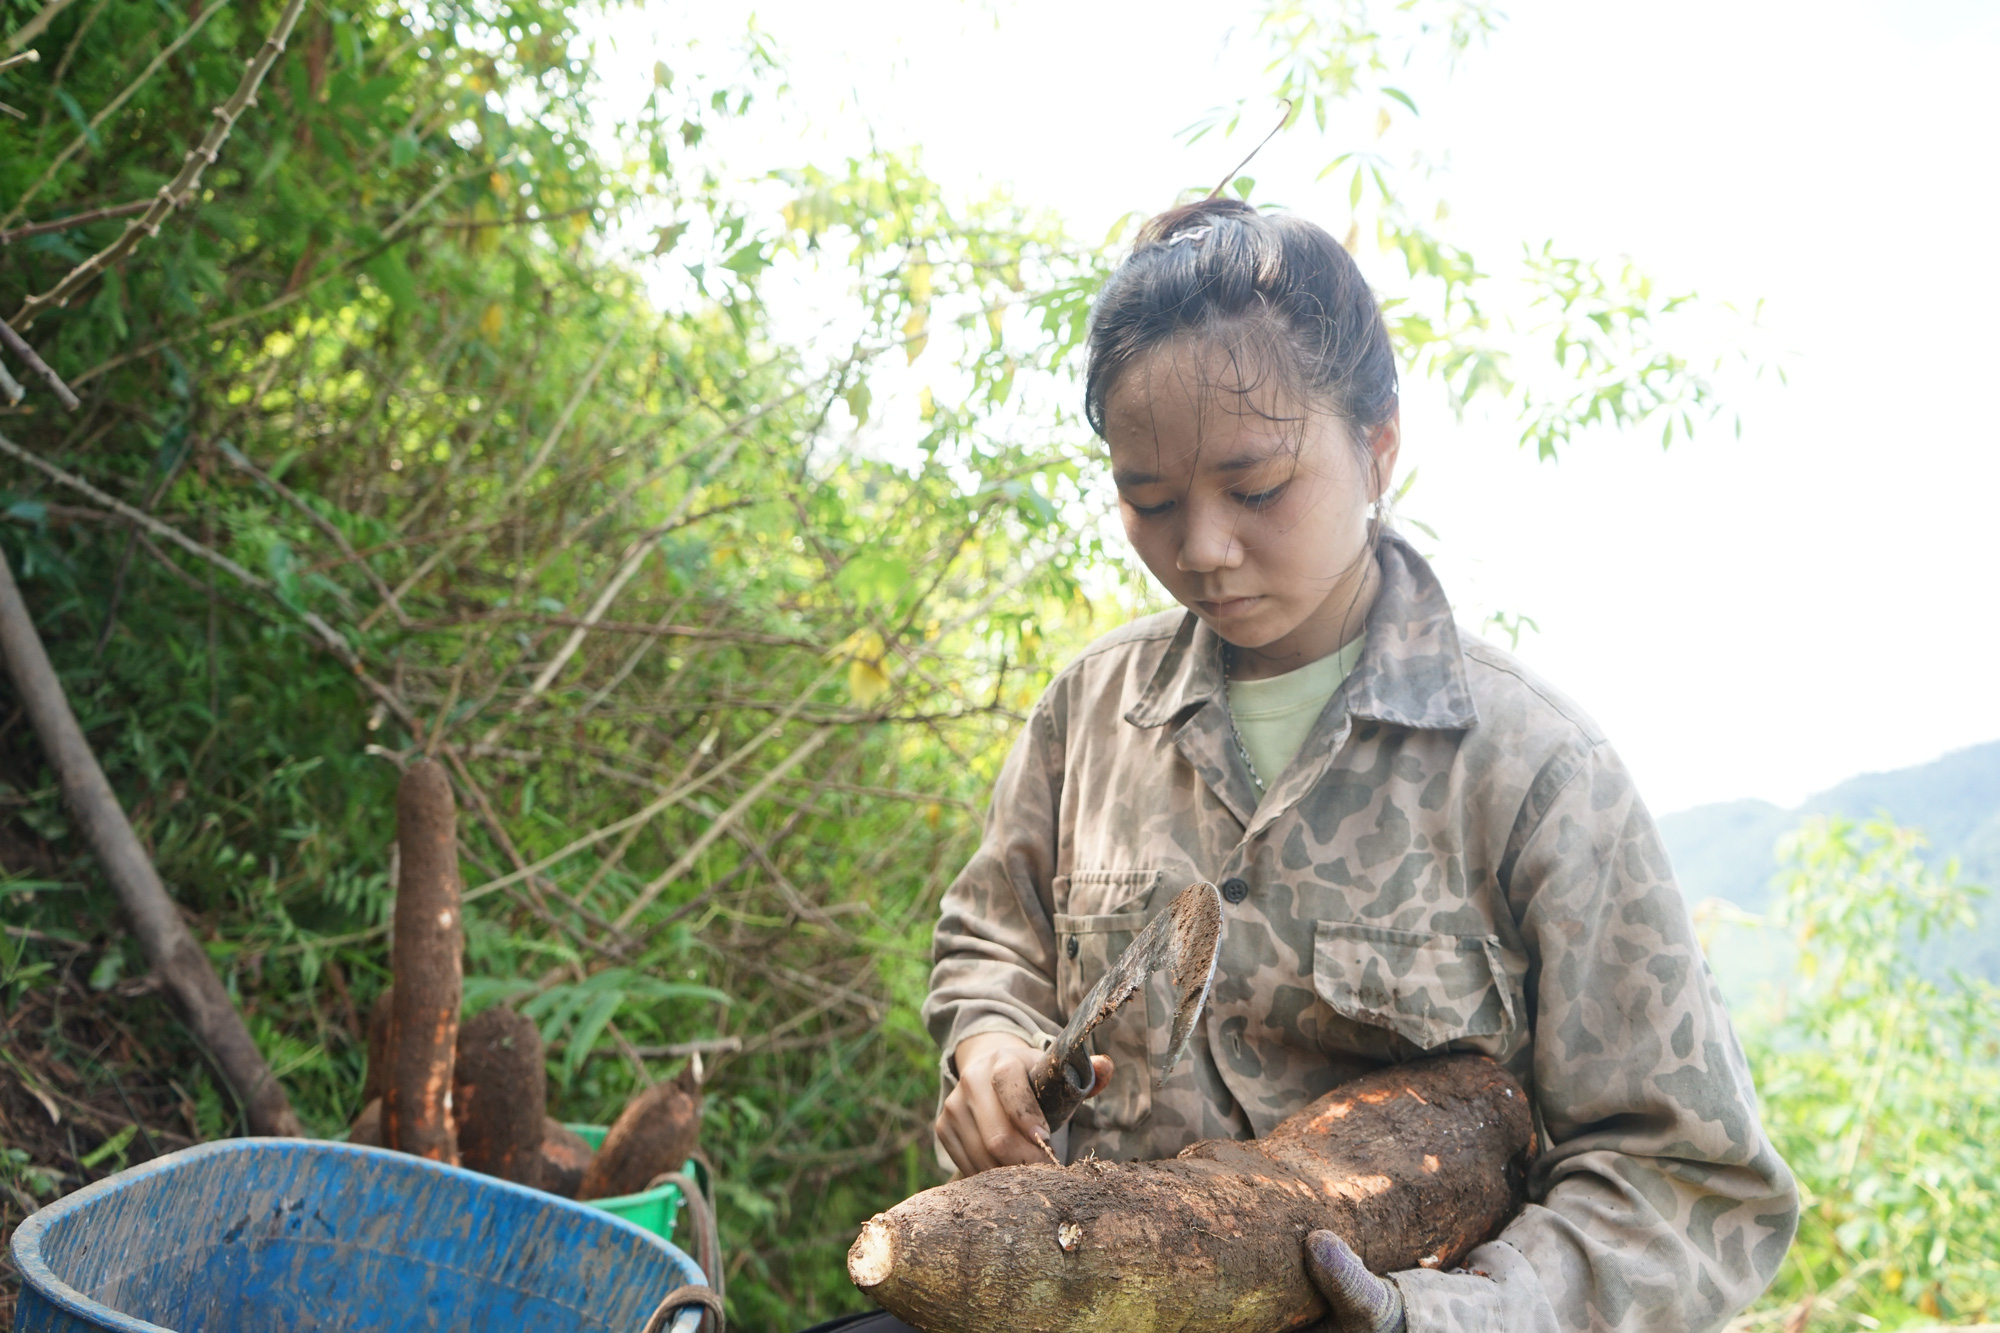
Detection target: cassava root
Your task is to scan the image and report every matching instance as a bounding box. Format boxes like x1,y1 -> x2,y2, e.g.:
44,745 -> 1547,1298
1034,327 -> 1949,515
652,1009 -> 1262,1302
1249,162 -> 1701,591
454,1005 -> 546,1186
383,762 -> 462,1162
577,1064 -> 703,1200
849,1053 -> 1534,1333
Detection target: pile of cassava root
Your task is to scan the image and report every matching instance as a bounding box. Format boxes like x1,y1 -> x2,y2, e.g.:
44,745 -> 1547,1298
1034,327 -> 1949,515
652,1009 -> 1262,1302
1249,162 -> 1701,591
347,762 -> 703,1202
849,1053 -> 1535,1333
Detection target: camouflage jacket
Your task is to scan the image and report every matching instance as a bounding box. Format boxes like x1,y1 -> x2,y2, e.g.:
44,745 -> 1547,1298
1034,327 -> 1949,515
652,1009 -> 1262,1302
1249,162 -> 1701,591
925,533 -> 1797,1333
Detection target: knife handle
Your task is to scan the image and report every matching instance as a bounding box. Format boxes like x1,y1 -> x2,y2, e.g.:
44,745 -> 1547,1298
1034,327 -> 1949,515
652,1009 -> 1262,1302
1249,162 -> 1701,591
1029,1039 -> 1097,1137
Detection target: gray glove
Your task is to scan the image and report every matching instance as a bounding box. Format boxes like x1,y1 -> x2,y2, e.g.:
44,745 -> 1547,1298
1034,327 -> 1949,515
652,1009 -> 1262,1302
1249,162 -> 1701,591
1304,1230 -> 1407,1333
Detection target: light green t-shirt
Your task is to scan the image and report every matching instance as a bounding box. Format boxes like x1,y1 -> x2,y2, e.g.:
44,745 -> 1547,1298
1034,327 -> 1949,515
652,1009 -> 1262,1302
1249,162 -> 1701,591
1225,634 -> 1366,792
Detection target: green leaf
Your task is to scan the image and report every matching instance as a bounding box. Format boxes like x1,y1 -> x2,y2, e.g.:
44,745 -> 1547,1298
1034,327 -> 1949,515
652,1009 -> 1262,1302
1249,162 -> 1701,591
1381,86 -> 1419,115
88,948 -> 124,991
563,986 -> 627,1081
79,1124 -> 136,1170
55,90 -> 99,148
364,245 -> 419,311
835,551 -> 911,606
722,243 -> 769,275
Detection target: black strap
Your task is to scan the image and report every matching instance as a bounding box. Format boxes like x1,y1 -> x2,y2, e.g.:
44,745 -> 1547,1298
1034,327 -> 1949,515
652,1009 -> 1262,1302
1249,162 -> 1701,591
639,1284 -> 725,1333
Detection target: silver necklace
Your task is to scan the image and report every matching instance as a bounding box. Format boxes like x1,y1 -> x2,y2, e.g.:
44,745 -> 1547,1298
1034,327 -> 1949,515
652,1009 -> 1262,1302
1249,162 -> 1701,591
1222,645 -> 1266,793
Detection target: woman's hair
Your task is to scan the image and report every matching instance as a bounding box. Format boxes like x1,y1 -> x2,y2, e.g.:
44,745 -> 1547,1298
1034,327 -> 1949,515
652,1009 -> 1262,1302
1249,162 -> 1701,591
1083,198 -> 1399,461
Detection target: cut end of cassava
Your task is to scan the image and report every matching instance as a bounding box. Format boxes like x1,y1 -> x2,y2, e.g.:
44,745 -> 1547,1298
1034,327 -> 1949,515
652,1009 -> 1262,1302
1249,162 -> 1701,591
848,1215 -> 896,1289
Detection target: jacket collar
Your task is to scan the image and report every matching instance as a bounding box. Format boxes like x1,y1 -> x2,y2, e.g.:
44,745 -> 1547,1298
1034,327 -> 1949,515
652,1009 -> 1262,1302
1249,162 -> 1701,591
1124,530 -> 1478,733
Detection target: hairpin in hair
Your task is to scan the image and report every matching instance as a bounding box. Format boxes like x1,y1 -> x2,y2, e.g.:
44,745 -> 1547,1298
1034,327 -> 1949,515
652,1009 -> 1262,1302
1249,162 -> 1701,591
1166,225 -> 1213,248
1205,99 -> 1295,201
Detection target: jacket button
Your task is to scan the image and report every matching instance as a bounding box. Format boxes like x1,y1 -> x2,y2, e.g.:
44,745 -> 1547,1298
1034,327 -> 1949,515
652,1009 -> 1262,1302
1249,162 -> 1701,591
1066,936 -> 1080,959
1220,877 -> 1250,904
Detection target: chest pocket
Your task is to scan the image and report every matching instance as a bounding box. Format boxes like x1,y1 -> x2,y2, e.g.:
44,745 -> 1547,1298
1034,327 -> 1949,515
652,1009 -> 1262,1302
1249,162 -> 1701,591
1311,921 -> 1518,1054
1052,869 -> 1163,1132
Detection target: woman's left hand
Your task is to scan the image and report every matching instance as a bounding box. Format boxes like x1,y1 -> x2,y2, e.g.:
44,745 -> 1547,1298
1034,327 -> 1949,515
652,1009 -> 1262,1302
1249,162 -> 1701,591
1304,1230 -> 1406,1333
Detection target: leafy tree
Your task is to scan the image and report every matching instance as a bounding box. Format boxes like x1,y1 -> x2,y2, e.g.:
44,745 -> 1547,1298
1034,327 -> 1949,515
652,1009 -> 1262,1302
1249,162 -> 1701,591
1737,819 -> 2000,1331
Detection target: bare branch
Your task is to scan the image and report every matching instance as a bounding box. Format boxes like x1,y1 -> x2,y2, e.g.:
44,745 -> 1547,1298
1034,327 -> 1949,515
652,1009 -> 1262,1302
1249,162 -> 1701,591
216,439 -> 408,625
0,319 -> 79,409
2,2 -> 227,230
0,198 -> 152,246
12,0 -> 307,324
610,726 -> 835,932
3,0 -> 77,55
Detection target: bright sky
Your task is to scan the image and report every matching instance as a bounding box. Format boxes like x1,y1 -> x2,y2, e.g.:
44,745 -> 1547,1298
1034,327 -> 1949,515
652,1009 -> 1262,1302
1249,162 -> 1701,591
612,0 -> 2000,814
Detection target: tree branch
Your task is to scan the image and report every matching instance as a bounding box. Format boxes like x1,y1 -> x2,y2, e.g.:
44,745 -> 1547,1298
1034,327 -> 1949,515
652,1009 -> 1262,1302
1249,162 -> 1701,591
0,319 -> 79,409
0,546 -> 300,1135
12,0 -> 307,325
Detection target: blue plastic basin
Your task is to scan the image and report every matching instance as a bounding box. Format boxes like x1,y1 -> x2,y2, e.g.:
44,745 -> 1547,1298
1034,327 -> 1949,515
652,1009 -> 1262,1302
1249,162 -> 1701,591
9,1138 -> 709,1333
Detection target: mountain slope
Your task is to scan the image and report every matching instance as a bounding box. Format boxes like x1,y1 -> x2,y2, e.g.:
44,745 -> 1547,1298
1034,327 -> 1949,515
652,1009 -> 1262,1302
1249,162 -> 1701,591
1658,739 -> 2000,907
1657,739 -> 2000,994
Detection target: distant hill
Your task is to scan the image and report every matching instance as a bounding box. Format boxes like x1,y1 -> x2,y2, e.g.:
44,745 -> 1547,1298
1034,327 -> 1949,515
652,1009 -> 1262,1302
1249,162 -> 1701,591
1657,739 -> 2000,996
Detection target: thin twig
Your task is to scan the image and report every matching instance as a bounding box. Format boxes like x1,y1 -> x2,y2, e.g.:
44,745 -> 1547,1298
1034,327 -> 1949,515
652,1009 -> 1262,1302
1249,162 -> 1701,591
610,726 -> 834,933
1206,99 -> 1295,201
359,316 -> 628,632
2,3 -> 228,229
13,0 -> 307,322
494,435 -> 747,724
216,439 -> 408,625
0,198 -> 152,246
0,48 -> 38,72
435,203 -> 596,230
0,320 -> 78,409
0,428 -> 422,739
3,0 -> 77,55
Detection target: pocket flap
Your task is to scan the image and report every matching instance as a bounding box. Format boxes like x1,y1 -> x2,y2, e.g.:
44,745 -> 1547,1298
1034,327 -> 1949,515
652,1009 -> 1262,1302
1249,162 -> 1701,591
1056,868 -> 1162,919
1312,922 -> 1515,1052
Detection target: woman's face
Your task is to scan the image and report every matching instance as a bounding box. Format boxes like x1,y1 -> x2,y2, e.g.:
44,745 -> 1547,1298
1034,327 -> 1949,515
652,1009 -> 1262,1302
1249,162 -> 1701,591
1102,338 -> 1400,676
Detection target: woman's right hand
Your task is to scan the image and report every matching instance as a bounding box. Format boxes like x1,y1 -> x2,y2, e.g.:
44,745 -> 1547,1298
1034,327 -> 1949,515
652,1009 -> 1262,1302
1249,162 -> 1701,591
936,1032 -> 1113,1176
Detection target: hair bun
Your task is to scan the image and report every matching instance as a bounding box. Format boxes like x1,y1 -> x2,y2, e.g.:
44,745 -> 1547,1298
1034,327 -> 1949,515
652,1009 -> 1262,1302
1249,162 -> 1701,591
1135,196 -> 1258,251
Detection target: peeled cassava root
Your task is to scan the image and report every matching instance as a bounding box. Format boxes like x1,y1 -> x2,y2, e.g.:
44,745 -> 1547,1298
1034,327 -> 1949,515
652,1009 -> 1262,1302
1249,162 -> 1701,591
849,1053 -> 1535,1333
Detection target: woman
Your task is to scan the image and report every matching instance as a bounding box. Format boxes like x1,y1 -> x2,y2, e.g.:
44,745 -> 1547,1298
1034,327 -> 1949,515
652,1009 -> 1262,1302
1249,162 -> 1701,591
924,198 -> 1797,1332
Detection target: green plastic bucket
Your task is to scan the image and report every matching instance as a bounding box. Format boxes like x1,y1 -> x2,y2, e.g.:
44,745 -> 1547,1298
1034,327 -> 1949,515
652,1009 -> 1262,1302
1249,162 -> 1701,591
568,1123 -> 701,1241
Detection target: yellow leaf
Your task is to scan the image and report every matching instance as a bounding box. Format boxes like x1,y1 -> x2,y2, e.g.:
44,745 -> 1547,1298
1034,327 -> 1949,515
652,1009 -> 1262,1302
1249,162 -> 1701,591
902,307 -> 928,364
986,305 -> 1005,342
848,656 -> 891,707
489,172 -> 508,195
829,627 -> 885,663
908,261 -> 933,306
919,387 -> 935,422
924,802 -> 943,830
1884,1268 -> 1903,1293
830,627 -> 894,704
1376,107 -> 1392,138
479,302 -> 505,339
1342,222 -> 1360,254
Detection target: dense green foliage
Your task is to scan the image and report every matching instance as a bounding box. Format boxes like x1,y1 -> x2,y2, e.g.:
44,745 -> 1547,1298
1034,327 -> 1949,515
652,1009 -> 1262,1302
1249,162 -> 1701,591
0,0 -> 1114,1318
0,0 -> 1978,1329
1735,819 -> 2000,1330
